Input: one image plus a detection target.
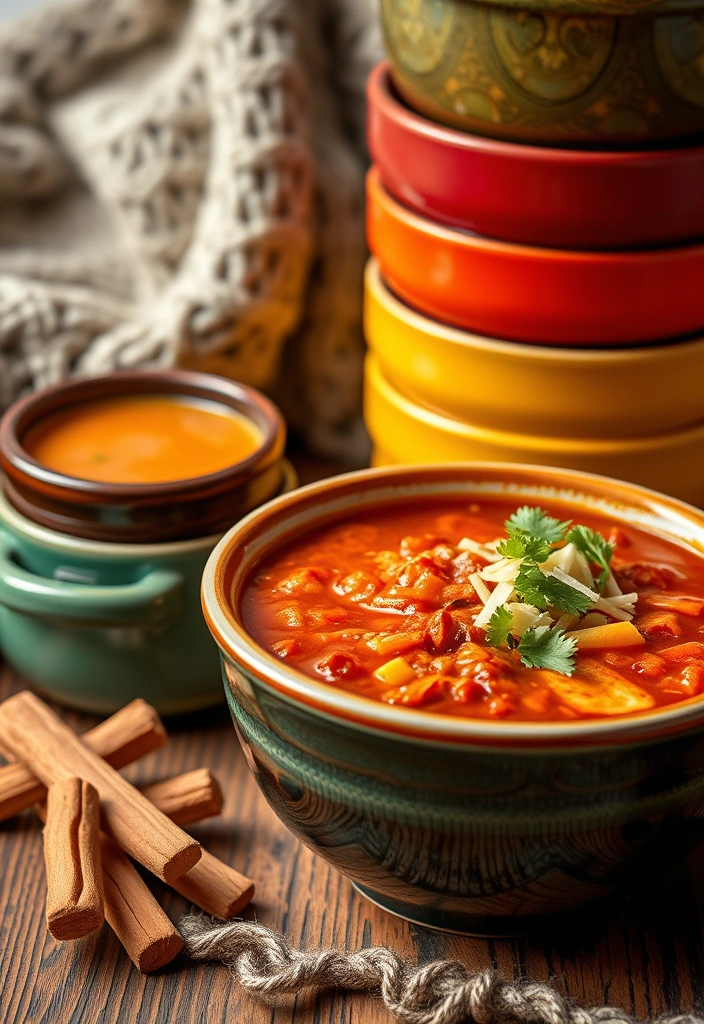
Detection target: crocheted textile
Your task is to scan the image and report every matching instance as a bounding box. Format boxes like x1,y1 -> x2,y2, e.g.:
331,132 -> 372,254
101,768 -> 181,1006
0,0 -> 382,457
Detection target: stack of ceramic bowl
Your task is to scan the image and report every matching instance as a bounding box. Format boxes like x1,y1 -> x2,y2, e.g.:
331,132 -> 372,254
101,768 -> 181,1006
364,0 -> 704,507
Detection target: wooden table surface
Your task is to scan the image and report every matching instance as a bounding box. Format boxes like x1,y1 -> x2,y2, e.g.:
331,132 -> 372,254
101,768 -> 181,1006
2,660 -> 704,1024
2,455 -> 704,1023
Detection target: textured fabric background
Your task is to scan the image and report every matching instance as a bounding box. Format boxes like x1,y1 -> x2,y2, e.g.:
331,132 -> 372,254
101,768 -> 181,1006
0,0 -> 382,458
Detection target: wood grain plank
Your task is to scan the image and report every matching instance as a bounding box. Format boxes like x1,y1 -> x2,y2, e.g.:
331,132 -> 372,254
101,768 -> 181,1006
2,663 -> 704,1024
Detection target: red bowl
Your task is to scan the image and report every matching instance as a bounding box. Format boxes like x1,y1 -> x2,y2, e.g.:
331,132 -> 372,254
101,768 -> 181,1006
367,167 -> 704,346
367,63 -> 704,252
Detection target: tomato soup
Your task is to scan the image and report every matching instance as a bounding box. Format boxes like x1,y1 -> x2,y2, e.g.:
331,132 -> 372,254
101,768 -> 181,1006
242,498 -> 704,722
24,395 -> 262,484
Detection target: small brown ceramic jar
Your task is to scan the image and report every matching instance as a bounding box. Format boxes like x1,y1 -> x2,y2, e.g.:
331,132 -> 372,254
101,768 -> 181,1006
0,370 -> 286,544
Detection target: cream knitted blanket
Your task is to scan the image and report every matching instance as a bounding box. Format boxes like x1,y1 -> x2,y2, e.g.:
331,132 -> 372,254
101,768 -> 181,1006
0,0 -> 382,458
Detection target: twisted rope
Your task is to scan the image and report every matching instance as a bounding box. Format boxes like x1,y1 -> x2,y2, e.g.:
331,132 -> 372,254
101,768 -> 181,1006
180,915 -> 704,1024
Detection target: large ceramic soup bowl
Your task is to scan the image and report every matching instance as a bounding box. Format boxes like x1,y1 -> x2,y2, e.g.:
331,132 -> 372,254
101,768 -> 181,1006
381,0 -> 704,146
203,463 -> 704,934
0,370 -> 292,713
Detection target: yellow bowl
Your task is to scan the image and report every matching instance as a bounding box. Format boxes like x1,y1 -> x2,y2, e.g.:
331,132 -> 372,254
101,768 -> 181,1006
364,353 -> 704,507
365,260 -> 704,440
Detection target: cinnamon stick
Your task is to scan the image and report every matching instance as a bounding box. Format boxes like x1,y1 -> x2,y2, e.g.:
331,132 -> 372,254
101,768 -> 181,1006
140,769 -> 223,827
171,849 -> 255,919
135,770 -> 254,917
0,698 -> 166,822
100,834 -> 184,972
44,777 -> 105,940
137,773 -> 254,917
38,770 -> 223,825
0,691 -> 200,883
36,769 -> 226,970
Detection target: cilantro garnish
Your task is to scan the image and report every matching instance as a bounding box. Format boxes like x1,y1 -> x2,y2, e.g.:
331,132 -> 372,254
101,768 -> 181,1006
567,525 -> 614,593
495,535 -> 525,559
496,534 -> 552,563
475,505 -> 618,676
514,563 -> 591,616
486,606 -> 513,648
505,506 -> 571,545
517,627 -> 577,675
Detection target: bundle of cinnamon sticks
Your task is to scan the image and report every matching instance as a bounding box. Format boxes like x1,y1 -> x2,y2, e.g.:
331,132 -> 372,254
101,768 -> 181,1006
0,690 -> 254,971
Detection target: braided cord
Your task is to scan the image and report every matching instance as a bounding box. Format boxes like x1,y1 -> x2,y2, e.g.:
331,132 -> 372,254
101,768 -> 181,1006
181,915 -> 703,1024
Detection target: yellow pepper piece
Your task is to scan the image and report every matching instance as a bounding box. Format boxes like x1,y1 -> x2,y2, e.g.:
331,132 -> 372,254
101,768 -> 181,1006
566,620 -> 645,650
374,656 -> 417,687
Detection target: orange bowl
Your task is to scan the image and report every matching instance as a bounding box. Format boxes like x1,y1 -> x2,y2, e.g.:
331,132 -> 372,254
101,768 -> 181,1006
367,167 -> 704,347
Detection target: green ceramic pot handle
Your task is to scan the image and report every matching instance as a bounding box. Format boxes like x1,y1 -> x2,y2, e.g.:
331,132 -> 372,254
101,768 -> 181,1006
0,533 -> 184,627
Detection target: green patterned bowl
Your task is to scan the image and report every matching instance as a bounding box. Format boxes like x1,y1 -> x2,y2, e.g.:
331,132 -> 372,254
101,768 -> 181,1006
381,0 -> 704,145
203,463 -> 704,935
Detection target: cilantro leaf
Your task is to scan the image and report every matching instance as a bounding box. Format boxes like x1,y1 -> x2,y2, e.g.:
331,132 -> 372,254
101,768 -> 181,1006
514,564 -> 591,616
568,525 -> 614,592
495,535 -> 526,559
522,536 -> 552,563
495,534 -> 552,563
517,627 -> 577,675
505,506 -> 571,545
486,606 -> 513,648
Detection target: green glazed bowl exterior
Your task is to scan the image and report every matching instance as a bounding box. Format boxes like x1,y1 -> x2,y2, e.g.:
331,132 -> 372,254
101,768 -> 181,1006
382,0 -> 704,144
203,464 -> 704,934
0,462 -> 296,714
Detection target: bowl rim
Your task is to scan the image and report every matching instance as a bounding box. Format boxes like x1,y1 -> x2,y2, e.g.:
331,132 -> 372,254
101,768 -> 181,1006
384,0 -> 699,17
366,353 -> 704,451
369,62 -> 704,168
202,462 -> 704,749
368,166 -> 704,265
366,260 -> 704,364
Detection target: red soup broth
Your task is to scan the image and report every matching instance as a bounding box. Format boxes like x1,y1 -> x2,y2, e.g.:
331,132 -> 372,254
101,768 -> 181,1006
241,497 -> 704,722
24,395 -> 262,485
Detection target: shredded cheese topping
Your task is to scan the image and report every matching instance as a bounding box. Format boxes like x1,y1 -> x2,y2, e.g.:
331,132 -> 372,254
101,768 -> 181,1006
465,506 -> 638,675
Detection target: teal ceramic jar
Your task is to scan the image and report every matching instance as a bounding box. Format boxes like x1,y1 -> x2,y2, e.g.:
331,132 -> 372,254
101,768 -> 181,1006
203,464 -> 704,934
0,371 -> 292,713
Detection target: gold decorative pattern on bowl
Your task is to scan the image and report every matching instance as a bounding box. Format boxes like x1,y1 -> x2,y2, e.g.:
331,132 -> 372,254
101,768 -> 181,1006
382,0 -> 704,143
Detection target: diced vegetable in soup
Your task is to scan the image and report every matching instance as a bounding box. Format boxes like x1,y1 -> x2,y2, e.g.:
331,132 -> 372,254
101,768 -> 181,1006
241,499 -> 704,722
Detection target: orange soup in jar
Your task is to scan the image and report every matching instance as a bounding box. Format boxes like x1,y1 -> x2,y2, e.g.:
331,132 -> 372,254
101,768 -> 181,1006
23,395 -> 262,485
